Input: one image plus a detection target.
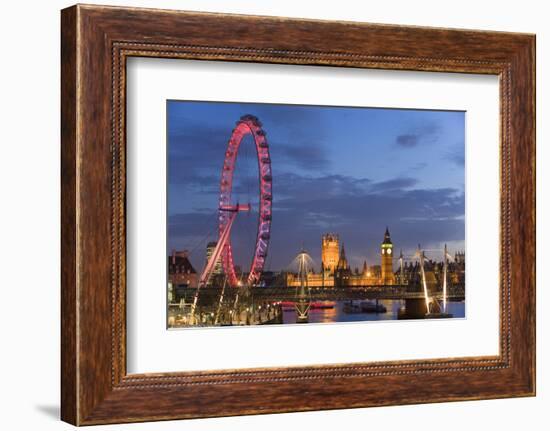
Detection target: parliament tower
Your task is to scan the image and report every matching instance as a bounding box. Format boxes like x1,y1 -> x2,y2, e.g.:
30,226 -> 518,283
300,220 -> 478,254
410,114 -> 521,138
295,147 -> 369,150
381,227 -> 395,284
321,233 -> 339,275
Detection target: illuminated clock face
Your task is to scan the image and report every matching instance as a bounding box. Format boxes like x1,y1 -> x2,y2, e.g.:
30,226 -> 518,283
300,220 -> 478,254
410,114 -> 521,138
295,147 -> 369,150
381,249 -> 385,255
387,248 -> 392,255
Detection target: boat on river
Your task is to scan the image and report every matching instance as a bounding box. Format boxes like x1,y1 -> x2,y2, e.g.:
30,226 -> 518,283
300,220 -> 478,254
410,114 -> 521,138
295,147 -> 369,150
361,300 -> 387,313
343,300 -> 386,314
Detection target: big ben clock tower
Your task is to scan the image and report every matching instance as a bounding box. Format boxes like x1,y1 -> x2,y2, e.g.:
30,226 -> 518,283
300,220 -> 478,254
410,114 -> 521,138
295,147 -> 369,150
380,227 -> 394,285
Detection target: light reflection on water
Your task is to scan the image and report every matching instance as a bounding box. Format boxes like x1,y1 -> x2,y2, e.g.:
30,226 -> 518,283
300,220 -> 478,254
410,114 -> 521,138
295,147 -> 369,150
282,300 -> 465,324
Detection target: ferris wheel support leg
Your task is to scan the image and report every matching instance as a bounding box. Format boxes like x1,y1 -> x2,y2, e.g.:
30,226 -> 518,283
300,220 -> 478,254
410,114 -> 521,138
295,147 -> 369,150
198,212 -> 237,287
191,213 -> 237,323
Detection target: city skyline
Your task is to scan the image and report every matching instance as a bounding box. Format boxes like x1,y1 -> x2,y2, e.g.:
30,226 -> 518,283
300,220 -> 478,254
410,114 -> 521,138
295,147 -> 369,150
167,100 -> 465,273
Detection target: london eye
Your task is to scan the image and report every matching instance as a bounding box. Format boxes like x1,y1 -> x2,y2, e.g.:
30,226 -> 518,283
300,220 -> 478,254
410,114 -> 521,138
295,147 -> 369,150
198,115 -> 273,288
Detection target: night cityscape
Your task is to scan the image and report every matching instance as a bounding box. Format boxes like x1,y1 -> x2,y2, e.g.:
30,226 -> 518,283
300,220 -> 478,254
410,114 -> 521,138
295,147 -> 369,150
166,101 -> 465,328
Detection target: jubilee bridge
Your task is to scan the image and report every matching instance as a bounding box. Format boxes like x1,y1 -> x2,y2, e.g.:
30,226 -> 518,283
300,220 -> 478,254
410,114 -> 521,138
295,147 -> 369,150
178,284 -> 465,304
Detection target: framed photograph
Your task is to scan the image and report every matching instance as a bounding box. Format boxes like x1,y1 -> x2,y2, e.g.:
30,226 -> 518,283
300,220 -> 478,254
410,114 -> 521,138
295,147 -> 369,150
61,4 -> 535,425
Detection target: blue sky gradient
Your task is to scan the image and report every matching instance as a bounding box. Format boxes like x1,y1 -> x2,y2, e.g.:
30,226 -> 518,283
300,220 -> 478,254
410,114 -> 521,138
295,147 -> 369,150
167,100 -> 465,273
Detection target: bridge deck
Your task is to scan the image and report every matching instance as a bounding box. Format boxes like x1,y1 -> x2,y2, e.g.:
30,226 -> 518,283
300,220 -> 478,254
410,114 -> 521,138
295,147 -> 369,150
176,285 -> 465,303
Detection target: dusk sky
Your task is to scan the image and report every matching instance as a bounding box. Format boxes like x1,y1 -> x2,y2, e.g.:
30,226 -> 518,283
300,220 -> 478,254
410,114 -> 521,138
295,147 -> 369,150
167,100 -> 465,274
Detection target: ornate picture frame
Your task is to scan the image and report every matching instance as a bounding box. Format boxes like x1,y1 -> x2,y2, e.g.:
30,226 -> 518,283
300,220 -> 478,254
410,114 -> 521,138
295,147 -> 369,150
61,4 -> 535,425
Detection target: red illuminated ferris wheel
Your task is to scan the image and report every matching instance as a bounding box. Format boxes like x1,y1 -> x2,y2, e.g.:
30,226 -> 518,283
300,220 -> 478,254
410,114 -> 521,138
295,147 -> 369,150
198,115 -> 272,288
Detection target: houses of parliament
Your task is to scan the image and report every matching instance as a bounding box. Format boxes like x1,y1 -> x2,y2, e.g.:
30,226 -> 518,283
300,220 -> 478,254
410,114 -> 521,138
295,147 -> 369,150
286,227 -> 397,288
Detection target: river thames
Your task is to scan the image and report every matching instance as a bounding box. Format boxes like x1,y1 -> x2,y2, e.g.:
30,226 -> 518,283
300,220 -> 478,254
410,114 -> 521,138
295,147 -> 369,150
282,300 -> 465,324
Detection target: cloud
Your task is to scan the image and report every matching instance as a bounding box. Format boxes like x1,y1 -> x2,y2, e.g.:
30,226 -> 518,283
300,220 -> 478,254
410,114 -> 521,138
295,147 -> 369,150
273,140 -> 330,171
395,122 -> 441,149
445,143 -> 465,166
396,134 -> 419,148
274,173 -> 371,203
370,177 -> 417,192
274,174 -> 417,201
169,172 -> 465,271
167,121 -> 230,186
250,103 -> 327,139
